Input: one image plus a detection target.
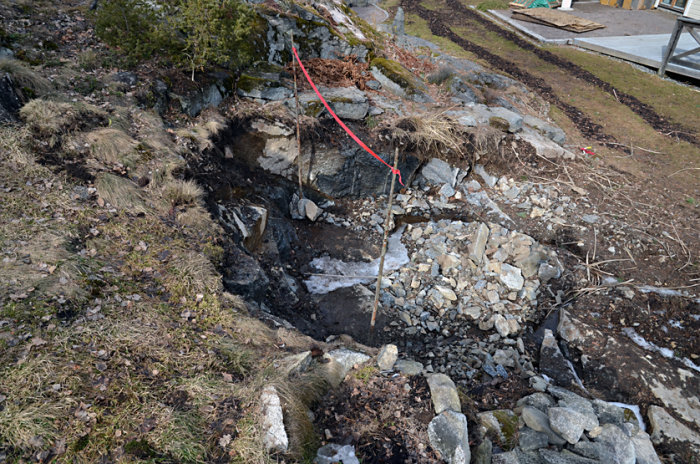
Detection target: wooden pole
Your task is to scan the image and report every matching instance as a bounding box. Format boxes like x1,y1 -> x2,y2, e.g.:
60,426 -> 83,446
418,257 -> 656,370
370,146 -> 401,336
291,31 -> 304,201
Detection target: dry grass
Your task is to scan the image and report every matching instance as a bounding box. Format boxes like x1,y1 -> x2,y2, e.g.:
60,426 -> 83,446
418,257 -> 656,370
387,110 -> 470,163
95,172 -> 150,214
164,250 -> 222,299
161,179 -> 205,207
0,59 -> 54,97
82,128 -> 140,166
0,125 -> 37,168
20,99 -> 108,147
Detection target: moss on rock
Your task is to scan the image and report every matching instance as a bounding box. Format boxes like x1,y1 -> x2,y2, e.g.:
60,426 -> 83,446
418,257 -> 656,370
370,57 -> 425,95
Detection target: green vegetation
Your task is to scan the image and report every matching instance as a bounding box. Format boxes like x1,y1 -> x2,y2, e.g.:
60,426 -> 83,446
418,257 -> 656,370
370,57 -> 426,95
95,0 -> 257,75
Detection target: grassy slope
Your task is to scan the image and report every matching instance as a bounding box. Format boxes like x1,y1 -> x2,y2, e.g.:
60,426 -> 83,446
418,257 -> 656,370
394,0 -> 700,192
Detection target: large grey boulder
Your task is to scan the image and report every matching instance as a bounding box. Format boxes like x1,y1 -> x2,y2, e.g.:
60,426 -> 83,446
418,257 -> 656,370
394,359 -> 423,376
630,430 -> 662,464
592,424 -> 635,464
328,348 -> 370,373
295,86 -> 369,120
492,451 -> 520,464
489,106 -> 523,133
523,114 -> 566,145
518,130 -> 576,161
519,426 -> 549,451
377,344 -> 398,371
428,410 -> 471,464
427,373 -> 461,414
648,405 -> 700,456
539,448 -> 601,464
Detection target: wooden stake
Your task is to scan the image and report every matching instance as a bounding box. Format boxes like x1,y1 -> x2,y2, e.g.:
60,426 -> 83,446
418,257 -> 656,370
291,31 -> 304,201
370,146 -> 401,336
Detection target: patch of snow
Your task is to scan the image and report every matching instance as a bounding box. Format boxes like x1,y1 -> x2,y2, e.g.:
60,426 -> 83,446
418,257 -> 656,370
608,402 -> 645,431
638,285 -> 700,303
668,319 -> 684,329
304,226 -> 409,294
622,327 -> 700,373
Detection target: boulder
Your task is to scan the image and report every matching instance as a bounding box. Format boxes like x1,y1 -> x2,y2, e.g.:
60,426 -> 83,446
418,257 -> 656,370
519,426 -> 550,451
421,158 -> 459,187
630,430 -> 662,464
648,405 -> 700,456
428,410 -> 471,464
0,72 -> 21,123
523,114 -> 566,145
521,406 -> 567,446
518,130 -> 576,161
394,359 -> 423,376
492,451 -> 520,464
328,348 -> 370,373
295,86 -> 369,120
427,373 -> 461,414
539,448 -> 601,464
548,407 -> 587,444
592,424 -> 635,464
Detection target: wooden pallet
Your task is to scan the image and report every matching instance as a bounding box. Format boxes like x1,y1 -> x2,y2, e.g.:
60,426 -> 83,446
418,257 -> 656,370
511,8 -> 605,32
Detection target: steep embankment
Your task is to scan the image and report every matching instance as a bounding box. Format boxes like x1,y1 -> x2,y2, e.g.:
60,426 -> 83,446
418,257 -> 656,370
1,0 -> 698,463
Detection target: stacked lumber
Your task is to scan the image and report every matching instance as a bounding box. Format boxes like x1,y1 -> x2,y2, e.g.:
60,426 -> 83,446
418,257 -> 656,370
511,8 -> 606,32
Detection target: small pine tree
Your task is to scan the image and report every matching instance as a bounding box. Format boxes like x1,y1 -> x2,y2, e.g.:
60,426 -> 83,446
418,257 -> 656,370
178,0 -> 255,80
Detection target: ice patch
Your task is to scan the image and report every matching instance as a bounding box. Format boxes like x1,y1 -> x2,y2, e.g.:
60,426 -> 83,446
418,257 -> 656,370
304,226 -> 409,294
622,327 -> 700,373
638,285 -> 700,303
608,402 -> 645,431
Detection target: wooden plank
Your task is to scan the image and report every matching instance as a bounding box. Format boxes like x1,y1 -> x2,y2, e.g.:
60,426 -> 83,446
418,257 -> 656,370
512,8 -> 606,32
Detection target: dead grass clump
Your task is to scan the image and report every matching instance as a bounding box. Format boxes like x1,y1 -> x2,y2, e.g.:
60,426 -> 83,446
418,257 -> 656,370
20,99 -> 108,147
0,59 -> 53,97
161,179 -> 204,207
388,111 -> 471,165
164,250 -> 222,299
177,205 -> 212,228
0,125 -> 36,167
467,124 -> 507,164
95,172 -> 149,214
286,55 -> 371,90
83,128 -> 140,166
427,65 -> 455,85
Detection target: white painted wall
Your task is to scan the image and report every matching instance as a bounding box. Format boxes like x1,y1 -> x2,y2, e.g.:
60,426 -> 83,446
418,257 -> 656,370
685,0 -> 700,19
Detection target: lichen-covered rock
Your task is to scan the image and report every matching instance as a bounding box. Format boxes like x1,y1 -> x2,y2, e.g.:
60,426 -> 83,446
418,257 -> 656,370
427,373 -> 461,414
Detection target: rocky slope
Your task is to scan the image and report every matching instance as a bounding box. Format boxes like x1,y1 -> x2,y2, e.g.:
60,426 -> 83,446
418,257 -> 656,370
0,0 -> 698,463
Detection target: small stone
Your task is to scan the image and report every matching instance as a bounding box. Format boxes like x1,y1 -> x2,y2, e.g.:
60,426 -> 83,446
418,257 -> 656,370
521,406 -> 567,446
435,285 -> 458,301
517,393 -> 556,412
298,198 -> 322,221
377,344 -> 398,371
261,386 -> 288,452
499,264 -> 524,291
538,263 -> 559,283
315,444 -> 360,464
468,223 -> 490,264
428,410 -> 471,464
394,359 -> 423,376
494,314 -> 513,338
492,451 -> 520,464
328,349 -> 370,373
427,373 -> 461,414
519,426 -> 550,451
539,448 -> 600,464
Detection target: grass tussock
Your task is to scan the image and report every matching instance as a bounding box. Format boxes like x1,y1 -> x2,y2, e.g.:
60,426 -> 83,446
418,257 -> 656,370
164,250 -> 222,299
0,59 -> 54,97
95,172 -> 149,213
20,99 -> 108,147
388,111 -> 471,165
0,125 -> 36,168
161,179 -> 205,207
83,128 -> 140,166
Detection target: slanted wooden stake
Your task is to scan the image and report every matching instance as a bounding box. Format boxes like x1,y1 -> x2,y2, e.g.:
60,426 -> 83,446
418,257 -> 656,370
290,31 -> 304,201
370,146 -> 401,336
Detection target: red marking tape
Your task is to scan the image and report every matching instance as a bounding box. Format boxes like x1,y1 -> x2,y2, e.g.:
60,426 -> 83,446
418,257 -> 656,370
580,146 -> 596,157
292,47 -> 404,186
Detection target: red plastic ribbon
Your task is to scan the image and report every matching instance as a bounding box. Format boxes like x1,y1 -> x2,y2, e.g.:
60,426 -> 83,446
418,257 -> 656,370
291,47 -> 404,186
580,147 -> 596,157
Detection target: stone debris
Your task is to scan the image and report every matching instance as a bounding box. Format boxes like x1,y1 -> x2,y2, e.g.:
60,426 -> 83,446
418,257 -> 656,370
314,443 -> 360,464
260,386 -> 288,452
376,344 -> 398,371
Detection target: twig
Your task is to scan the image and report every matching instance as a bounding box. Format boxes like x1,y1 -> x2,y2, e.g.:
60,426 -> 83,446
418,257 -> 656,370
370,147 -> 400,336
667,167 -> 700,178
291,31 -> 304,201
